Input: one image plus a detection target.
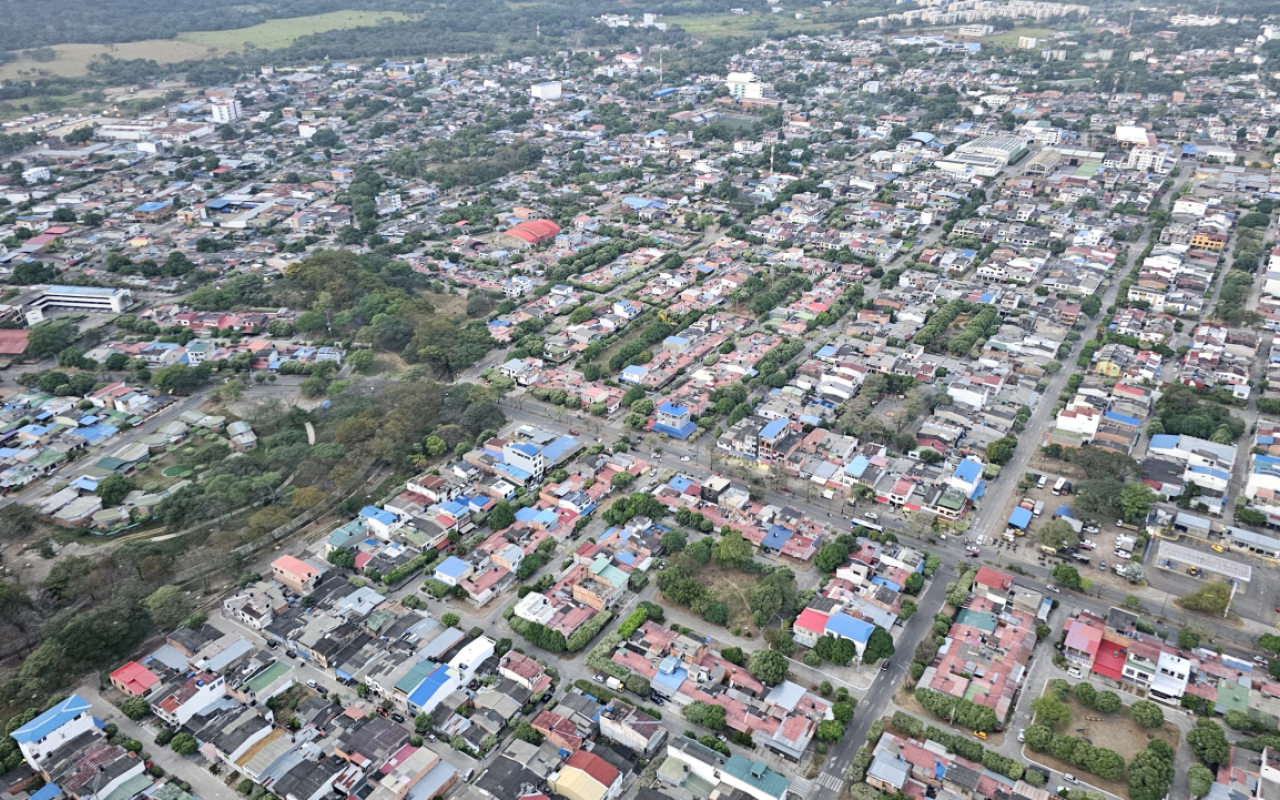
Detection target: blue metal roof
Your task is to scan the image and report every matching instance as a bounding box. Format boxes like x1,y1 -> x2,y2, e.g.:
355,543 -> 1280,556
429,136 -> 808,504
760,418 -> 787,439
407,664 -> 452,708
825,613 -> 873,643
360,506 -> 397,526
1008,507 -> 1032,529
12,695 -> 92,744
435,556 -> 470,581
953,459 -> 982,483
761,525 -> 793,550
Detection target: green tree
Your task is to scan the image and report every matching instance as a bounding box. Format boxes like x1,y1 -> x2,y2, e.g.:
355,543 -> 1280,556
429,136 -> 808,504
441,613 -> 460,628
169,733 -> 198,756
145,585 -> 193,630
1130,700 -> 1164,729
713,529 -> 753,568
1180,580 -> 1233,616
862,626 -> 895,664
685,701 -> 727,729
489,501 -> 516,530
1129,740 -> 1175,800
661,530 -> 688,553
1187,720 -> 1230,767
985,436 -> 1017,465
814,541 -> 849,572
748,649 -> 789,685
1030,696 -> 1071,730
120,696 -> 151,721
816,720 -> 845,742
94,474 -> 135,507
1188,764 -> 1215,798
1118,482 -> 1156,523
1037,519 -> 1078,551
25,323 -> 73,358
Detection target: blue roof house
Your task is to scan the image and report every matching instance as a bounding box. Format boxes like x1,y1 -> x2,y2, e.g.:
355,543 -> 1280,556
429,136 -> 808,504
824,614 -> 874,659
13,695 -> 96,767
434,556 -> 471,586
653,402 -> 697,440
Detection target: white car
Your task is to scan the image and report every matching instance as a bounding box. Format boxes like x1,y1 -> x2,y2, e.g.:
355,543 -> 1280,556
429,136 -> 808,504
306,679 -> 318,689
865,512 -> 879,520
680,456 -> 690,462
1046,584 -> 1060,593
1079,540 -> 1096,550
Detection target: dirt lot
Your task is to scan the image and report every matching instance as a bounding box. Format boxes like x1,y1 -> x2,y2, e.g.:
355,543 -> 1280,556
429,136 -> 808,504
1027,688 -> 1181,798
702,563 -> 760,632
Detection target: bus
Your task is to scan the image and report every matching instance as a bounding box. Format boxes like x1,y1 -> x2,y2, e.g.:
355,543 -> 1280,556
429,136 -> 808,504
851,517 -> 884,534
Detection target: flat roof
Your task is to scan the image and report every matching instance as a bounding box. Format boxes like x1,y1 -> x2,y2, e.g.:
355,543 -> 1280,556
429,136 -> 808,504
1156,541 -> 1251,583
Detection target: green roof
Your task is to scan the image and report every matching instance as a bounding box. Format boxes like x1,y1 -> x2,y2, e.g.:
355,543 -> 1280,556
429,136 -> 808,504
244,661 -> 291,694
1216,678 -> 1249,714
722,755 -> 788,800
395,660 -> 437,694
366,609 -> 394,633
149,782 -> 199,800
31,449 -> 67,468
102,772 -> 154,800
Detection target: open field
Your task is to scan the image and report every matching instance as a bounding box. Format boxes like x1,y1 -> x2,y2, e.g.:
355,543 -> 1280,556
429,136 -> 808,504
0,40 -> 218,81
0,11 -> 414,81
664,12 -> 842,38
178,10 -> 416,50
984,27 -> 1055,48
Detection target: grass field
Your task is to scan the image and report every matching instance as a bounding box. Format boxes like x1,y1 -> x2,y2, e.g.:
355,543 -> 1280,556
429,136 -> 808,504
178,10 -> 416,50
664,12 -> 842,38
0,40 -> 218,81
983,27 -> 1055,48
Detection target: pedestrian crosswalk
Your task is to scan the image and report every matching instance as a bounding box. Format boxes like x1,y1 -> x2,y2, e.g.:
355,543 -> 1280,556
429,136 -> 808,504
790,778 -> 813,799
815,773 -> 845,792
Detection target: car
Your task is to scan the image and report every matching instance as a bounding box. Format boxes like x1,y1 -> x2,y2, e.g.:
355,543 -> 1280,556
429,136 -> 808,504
1255,656 -> 1268,665
594,675 -> 606,683
266,640 -> 279,649
967,551 -> 980,558
1067,667 -> 1083,679
285,650 -> 298,659
1078,540 -> 1096,550
1037,475 -> 1048,489
568,429 -> 580,436
463,769 -> 475,783
938,534 -> 947,540
680,456 -> 690,462
865,512 -> 879,520
1046,584 -> 1060,593
428,734 -> 438,741
717,735 -> 728,743
1017,730 -> 1025,743
306,679 -> 318,689
1211,544 -> 1226,553
390,713 -> 406,723
1064,774 -> 1078,784
1188,567 -> 1201,576
972,731 -> 987,740
1099,560 -> 1106,571
651,697 -> 664,706
881,660 -> 890,671
316,686 -> 329,696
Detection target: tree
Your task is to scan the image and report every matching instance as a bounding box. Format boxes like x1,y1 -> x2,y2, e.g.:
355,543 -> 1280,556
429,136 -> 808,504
986,437 -> 1016,465
685,701 -> 727,730
625,674 -> 651,696
1180,580 -> 1233,616
311,128 -> 340,148
1178,628 -> 1201,649
152,363 -> 212,394
1188,764 -> 1215,798
862,626 -> 895,664
441,613 -> 460,628
1130,700 -> 1164,729
748,649 -> 789,685
816,720 -> 845,742
1188,720 -> 1230,767
1050,564 -> 1085,590
26,323 -> 73,358
1129,740 -> 1175,800
720,647 -> 745,666
661,530 -> 688,553
489,501 -> 515,531
815,541 -> 849,572
1037,519 -> 1078,551
145,585 -> 193,630
1118,482 -> 1155,523
714,529 -> 753,568
169,733 -> 199,756
290,486 -> 325,513
611,472 -> 635,488
1030,696 -> 1071,730
1023,724 -> 1053,751
120,697 -> 151,721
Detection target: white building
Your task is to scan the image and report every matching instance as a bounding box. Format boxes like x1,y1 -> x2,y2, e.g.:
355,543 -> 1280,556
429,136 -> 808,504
531,81 -> 563,100
210,99 -> 243,124
449,636 -> 496,684
22,167 -> 51,184
151,673 -> 227,726
725,72 -> 765,100
20,285 -> 134,325
503,441 -> 546,480
12,695 -> 97,768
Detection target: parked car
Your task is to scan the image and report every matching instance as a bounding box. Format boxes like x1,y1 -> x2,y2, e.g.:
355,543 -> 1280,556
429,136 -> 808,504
972,731 -> 987,740
306,679 -> 318,689
568,429 -> 580,436
391,712 -> 405,723
594,675 -> 606,683
881,660 -> 890,671
680,456 -> 690,462
865,512 -> 878,520
1017,730 -> 1025,743
1099,560 -> 1106,571
1211,544 -> 1226,553
1078,540 -> 1096,550
1046,584 -> 1060,593
1064,774 -> 1078,784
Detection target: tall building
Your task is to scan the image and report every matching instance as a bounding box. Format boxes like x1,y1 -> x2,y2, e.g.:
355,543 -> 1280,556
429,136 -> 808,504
210,99 -> 242,124
725,71 -> 765,100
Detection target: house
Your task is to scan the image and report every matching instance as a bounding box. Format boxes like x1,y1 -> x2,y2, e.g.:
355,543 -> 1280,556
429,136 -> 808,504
550,750 -> 624,800
661,738 -> 788,800
12,695 -> 96,769
109,662 -> 161,697
599,703 -> 667,755
272,555 -> 324,595
652,403 -> 697,439
151,672 -> 226,726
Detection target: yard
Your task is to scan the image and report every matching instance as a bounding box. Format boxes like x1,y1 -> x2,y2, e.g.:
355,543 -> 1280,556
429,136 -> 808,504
0,40 -> 217,81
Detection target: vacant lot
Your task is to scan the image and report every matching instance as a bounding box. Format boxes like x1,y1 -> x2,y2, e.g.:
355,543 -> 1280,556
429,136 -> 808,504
0,40 -> 217,81
178,10 -> 415,50
703,563 -> 759,630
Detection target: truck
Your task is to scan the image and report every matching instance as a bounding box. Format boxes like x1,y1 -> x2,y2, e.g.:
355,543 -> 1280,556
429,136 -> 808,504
606,676 -> 624,691
1052,477 -> 1067,495
1033,501 -> 1045,518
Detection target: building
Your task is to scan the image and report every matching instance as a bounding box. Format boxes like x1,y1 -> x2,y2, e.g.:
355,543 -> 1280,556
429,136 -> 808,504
652,402 -> 697,439
530,81 -> 563,100
599,703 -> 667,755
12,695 -> 96,769
19,285 -> 134,325
131,201 -> 175,223
151,672 -> 226,726
110,661 -> 161,697
549,750 -> 624,800
211,99 -> 243,123
725,72 -> 765,100
271,554 -> 324,595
